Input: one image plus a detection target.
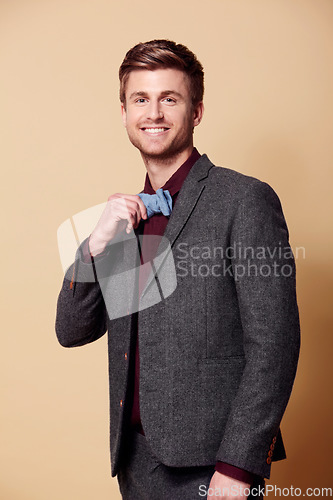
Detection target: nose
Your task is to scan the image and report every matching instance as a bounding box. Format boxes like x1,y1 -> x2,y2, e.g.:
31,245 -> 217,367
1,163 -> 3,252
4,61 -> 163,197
146,100 -> 164,121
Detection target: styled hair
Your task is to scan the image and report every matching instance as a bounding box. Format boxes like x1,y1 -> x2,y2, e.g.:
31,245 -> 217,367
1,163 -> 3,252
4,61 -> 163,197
119,39 -> 204,107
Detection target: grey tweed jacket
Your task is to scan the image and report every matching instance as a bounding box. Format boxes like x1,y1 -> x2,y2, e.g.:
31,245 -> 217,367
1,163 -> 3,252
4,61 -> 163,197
56,154 -> 300,479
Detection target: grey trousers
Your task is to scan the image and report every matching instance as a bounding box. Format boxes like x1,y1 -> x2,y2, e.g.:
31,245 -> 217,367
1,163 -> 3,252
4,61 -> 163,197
117,431 -> 265,500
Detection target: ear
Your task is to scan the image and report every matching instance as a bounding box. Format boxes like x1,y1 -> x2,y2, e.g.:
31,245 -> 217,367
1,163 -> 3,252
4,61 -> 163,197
193,101 -> 204,128
121,102 -> 127,127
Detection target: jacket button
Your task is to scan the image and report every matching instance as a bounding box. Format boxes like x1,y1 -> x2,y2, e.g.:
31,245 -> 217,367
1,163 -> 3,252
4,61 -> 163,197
268,450 -> 274,457
272,436 -> 277,444
270,443 -> 275,450
120,399 -> 123,407
266,457 -> 272,465
124,352 -> 128,360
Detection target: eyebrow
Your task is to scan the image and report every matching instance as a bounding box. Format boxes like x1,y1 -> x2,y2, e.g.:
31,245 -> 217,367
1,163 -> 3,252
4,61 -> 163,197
128,90 -> 184,101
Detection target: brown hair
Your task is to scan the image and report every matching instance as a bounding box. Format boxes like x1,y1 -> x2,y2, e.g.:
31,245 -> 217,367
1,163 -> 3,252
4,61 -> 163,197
119,39 -> 204,107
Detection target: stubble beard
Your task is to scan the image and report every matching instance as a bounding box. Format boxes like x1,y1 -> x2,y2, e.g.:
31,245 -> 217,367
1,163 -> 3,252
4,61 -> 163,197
127,126 -> 194,165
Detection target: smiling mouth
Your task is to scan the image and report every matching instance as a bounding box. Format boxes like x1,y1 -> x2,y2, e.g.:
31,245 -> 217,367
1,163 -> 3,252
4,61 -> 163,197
141,127 -> 170,134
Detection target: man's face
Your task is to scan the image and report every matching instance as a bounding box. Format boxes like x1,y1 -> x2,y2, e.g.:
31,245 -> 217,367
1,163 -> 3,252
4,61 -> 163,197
121,68 -> 203,160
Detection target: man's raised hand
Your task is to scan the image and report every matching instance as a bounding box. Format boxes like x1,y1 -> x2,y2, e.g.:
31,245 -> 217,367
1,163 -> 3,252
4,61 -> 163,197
89,193 -> 147,257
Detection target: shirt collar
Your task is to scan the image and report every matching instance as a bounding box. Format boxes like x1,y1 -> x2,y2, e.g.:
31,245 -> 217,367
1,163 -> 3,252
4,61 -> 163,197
143,147 -> 201,196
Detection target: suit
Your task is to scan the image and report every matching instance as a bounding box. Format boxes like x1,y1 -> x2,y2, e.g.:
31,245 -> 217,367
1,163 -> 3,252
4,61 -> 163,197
56,153 -> 300,480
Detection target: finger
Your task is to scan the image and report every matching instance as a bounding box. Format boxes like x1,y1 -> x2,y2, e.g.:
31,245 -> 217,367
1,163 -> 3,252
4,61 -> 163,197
124,205 -> 141,229
123,198 -> 146,226
135,195 -> 148,220
126,215 -> 136,233
110,199 -> 137,225
112,194 -> 148,220
125,210 -> 138,234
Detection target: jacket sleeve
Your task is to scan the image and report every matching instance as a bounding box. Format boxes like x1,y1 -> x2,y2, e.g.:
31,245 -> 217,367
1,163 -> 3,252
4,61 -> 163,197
55,237 -> 109,348
215,180 -> 300,479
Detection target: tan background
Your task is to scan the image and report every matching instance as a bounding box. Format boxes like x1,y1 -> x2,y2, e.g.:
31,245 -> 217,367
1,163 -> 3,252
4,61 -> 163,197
1,0 -> 332,498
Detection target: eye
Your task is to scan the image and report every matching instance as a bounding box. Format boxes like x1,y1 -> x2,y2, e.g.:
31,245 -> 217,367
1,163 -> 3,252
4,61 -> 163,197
135,98 -> 148,104
162,97 -> 176,104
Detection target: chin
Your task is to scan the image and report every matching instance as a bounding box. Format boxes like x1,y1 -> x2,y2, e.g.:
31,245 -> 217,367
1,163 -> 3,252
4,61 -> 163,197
141,147 -> 183,161
128,133 -> 191,160
133,141 -> 173,159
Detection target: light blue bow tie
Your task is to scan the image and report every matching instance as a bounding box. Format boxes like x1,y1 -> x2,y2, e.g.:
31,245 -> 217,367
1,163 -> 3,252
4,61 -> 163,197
137,189 -> 173,218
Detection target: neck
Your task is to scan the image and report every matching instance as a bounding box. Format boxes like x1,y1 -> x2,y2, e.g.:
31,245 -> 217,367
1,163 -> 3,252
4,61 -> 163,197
141,145 -> 194,191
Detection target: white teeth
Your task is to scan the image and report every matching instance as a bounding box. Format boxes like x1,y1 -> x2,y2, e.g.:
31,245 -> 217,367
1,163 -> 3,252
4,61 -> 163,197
144,128 -> 167,133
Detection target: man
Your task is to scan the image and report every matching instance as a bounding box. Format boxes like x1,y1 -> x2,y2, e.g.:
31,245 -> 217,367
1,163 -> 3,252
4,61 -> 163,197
56,39 -> 300,499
